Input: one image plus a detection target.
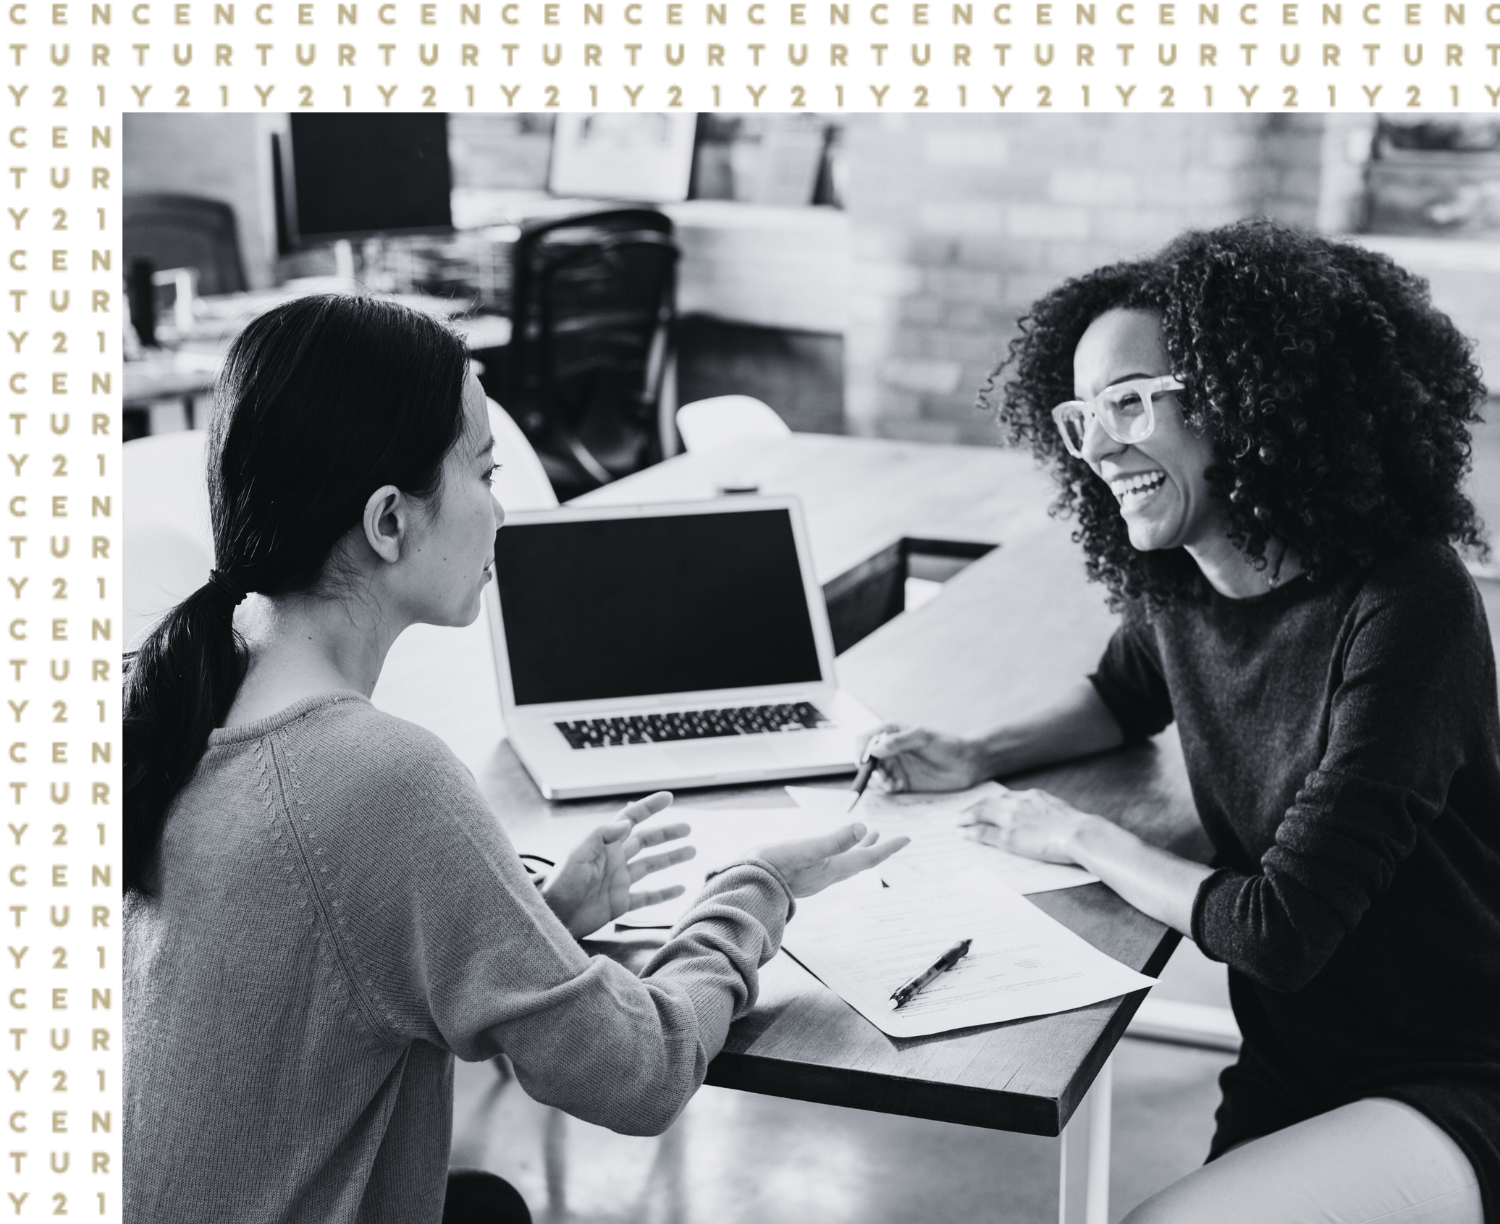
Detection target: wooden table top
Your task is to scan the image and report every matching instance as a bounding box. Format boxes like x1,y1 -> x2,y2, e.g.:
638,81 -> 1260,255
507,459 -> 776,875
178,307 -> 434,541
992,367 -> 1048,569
376,433 -> 1207,1137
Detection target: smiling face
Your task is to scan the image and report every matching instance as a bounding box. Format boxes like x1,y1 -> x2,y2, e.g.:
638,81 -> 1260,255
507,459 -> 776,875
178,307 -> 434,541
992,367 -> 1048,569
1072,309 -> 1226,556
399,370 -> 506,628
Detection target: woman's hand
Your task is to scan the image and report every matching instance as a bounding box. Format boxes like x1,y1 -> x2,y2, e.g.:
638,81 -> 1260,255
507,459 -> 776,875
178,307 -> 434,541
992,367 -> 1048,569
862,723 -> 988,793
541,791 -> 696,938
755,823 -> 911,899
962,789 -> 1101,864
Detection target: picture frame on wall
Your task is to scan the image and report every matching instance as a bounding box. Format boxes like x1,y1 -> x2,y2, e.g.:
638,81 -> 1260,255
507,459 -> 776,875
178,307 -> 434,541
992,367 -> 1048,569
547,113 -> 699,202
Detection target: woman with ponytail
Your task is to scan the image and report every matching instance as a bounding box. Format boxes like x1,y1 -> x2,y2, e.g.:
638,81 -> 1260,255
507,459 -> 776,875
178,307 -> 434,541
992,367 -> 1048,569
123,295 -> 906,1224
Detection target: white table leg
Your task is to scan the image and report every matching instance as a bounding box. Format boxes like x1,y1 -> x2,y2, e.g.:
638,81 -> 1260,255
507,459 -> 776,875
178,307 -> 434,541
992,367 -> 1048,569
1058,1054 -> 1114,1224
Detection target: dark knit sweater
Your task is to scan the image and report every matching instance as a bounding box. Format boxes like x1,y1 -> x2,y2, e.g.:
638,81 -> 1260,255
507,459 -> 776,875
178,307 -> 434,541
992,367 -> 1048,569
1090,539 -> 1500,1221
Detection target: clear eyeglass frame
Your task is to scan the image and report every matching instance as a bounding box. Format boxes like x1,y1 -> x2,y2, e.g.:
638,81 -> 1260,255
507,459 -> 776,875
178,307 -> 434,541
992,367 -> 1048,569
1051,375 -> 1186,459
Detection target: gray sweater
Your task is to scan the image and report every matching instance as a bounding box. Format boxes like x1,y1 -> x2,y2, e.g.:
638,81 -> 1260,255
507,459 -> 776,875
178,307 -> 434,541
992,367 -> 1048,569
124,692 -> 794,1224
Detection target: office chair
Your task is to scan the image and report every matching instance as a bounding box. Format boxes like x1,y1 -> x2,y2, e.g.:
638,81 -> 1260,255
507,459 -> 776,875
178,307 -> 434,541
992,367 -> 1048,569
124,194 -> 248,299
675,394 -> 791,452
503,209 -> 679,501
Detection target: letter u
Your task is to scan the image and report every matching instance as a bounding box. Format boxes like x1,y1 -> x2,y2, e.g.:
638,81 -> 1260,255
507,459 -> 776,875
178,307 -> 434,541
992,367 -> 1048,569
1034,41 -> 1053,63
50,782 -> 70,804
174,42 -> 192,63
788,41 -> 807,62
50,536 -> 69,558
50,1028 -> 69,1050
543,42 -> 561,63
420,42 -> 437,63
50,167 -> 70,189
50,906 -> 69,926
1158,41 -> 1176,62
1404,41 -> 1421,62
50,660 -> 70,680
666,42 -> 684,62
912,41 -> 930,62
50,291 -> 70,312
50,413 -> 68,433
1280,41 -> 1299,62
51,1152 -> 69,1173
297,42 -> 316,62
50,43 -> 70,64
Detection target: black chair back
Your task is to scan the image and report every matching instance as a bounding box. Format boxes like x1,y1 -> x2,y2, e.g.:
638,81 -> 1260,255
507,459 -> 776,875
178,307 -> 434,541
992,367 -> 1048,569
123,194 -> 248,297
504,208 -> 678,499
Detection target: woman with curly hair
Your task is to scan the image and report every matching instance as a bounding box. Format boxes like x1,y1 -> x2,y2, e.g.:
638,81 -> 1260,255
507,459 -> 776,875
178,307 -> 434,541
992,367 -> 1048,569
869,219 -> 1498,1223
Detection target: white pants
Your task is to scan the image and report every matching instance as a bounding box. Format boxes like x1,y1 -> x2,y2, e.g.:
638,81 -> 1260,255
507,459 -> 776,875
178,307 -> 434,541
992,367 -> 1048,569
1121,1098 -> 1483,1224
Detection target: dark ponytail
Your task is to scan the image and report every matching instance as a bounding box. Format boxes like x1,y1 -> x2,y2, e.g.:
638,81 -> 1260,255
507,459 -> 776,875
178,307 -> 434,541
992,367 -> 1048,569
123,295 -> 469,894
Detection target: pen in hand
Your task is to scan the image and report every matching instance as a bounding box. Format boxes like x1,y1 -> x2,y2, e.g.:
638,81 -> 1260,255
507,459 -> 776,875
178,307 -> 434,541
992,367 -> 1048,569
846,734 -> 886,813
889,938 -> 973,1009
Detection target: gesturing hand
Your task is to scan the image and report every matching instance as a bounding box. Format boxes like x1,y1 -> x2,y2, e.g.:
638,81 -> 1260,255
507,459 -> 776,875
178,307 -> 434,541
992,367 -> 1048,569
541,791 -> 696,939
962,789 -> 1100,864
756,823 -> 911,899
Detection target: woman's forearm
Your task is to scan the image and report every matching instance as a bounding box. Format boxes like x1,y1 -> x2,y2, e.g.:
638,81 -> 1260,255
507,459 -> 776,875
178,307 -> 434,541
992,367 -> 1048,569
973,679 -> 1127,780
1068,817 -> 1213,936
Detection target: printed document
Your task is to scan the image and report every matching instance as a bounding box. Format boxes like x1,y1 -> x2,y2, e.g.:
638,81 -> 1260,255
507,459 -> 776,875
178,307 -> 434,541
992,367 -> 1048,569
786,784 -> 1099,895
782,870 -> 1158,1039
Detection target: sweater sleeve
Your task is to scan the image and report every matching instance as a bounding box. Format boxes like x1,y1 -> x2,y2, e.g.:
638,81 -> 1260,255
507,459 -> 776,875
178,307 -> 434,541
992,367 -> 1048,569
1089,606 -> 1174,742
1190,555 -> 1484,992
276,716 -> 792,1138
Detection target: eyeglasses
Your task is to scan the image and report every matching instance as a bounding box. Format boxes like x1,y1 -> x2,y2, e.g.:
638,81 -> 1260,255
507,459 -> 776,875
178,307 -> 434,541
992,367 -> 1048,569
1051,376 -> 1185,459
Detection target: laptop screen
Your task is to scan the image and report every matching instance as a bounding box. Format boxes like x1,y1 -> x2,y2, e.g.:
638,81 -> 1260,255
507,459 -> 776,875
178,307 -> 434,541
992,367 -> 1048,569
495,507 -> 825,706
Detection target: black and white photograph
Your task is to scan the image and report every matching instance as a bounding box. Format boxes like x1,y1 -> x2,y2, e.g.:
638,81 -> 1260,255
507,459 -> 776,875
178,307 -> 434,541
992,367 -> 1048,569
118,112 -> 1500,1224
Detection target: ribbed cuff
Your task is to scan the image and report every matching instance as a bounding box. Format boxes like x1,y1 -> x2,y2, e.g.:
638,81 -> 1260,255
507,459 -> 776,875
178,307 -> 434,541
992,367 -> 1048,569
704,858 -> 797,923
1189,866 -> 1234,960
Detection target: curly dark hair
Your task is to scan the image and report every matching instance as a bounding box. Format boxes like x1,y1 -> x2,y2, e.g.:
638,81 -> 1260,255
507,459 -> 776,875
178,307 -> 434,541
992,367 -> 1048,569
981,218 -> 1489,606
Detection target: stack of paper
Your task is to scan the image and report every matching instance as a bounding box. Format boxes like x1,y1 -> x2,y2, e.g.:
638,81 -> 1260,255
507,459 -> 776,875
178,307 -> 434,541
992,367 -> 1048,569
786,783 -> 1099,896
783,869 -> 1157,1039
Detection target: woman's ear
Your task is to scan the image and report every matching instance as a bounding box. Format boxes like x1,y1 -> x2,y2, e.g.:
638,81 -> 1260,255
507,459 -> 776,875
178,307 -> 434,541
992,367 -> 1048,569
361,484 -> 407,565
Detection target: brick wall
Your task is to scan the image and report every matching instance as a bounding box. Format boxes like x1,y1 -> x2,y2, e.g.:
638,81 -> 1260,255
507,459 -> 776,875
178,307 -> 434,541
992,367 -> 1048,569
841,114 -> 1376,443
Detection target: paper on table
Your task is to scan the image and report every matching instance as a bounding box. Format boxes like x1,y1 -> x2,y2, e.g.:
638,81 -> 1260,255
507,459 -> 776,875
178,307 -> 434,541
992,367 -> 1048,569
782,869 -> 1157,1039
785,784 -> 1099,895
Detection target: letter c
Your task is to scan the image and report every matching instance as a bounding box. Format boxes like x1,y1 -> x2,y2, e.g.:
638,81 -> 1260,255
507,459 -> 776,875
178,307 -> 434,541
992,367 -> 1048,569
8,251 -> 25,271
1239,1 -> 1255,17
1116,1 -> 1133,16
993,2 -> 1010,17
9,619 -> 27,640
8,495 -> 25,515
8,127 -> 25,148
624,1 -> 640,15
7,990 -> 24,1010
748,1 -> 764,15
1363,2 -> 1378,16
7,3 -> 25,20
7,744 -> 23,763
870,1 -> 887,16
377,2 -> 393,18
7,373 -> 23,394
131,1 -> 148,18
7,864 -> 23,885
8,1111 -> 25,1132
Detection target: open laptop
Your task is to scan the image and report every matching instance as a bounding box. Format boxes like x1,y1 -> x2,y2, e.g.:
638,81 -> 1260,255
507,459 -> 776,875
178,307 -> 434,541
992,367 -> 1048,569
486,496 -> 882,800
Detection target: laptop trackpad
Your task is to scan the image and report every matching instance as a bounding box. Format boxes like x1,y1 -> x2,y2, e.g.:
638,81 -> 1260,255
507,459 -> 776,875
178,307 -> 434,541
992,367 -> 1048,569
661,734 -> 849,772
663,739 -> 794,770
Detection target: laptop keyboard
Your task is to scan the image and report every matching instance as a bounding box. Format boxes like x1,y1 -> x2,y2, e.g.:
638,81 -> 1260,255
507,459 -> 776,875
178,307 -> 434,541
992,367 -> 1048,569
555,702 -> 832,749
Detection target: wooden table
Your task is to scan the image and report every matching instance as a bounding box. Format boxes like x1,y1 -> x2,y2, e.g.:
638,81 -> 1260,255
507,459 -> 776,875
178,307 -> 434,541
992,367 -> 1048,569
375,433 -> 1208,1221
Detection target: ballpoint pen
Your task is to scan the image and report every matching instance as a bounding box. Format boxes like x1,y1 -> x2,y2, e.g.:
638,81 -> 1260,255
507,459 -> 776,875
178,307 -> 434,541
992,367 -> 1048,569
846,735 -> 885,813
889,938 -> 973,1009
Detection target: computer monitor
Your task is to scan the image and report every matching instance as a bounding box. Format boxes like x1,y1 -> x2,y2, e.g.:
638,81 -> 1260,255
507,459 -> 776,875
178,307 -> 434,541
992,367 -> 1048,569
279,114 -> 454,246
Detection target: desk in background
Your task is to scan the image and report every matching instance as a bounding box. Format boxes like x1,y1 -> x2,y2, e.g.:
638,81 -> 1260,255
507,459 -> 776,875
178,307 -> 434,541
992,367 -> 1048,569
373,432 -> 1208,1222
122,281 -> 513,428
